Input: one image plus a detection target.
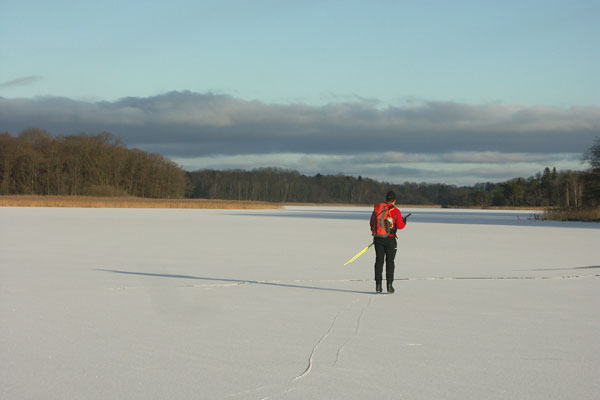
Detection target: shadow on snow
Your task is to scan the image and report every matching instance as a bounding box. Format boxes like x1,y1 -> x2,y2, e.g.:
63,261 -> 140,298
95,268 -> 374,295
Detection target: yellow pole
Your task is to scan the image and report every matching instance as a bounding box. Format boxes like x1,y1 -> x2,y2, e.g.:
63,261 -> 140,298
344,243 -> 373,266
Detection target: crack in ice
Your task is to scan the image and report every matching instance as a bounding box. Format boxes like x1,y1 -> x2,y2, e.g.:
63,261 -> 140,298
225,384 -> 278,399
292,313 -> 339,382
333,296 -> 371,366
400,275 -> 598,281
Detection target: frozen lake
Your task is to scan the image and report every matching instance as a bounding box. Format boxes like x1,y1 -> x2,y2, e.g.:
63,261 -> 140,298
1,206 -> 599,399
240,206 -> 599,228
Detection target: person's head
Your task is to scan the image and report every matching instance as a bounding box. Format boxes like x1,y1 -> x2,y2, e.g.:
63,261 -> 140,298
386,190 -> 396,204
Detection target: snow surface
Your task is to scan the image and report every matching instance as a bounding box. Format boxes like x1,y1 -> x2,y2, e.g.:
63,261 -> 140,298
1,206 -> 599,400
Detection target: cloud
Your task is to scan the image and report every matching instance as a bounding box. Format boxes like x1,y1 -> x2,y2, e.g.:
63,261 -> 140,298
171,151 -> 585,185
0,76 -> 42,88
1,91 -> 597,156
0,91 -> 597,184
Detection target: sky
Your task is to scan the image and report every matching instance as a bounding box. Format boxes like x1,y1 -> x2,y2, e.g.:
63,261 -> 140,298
1,0 -> 599,185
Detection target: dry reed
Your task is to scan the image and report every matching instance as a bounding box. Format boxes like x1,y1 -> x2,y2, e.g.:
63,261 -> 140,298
0,195 -> 282,210
543,207 -> 600,222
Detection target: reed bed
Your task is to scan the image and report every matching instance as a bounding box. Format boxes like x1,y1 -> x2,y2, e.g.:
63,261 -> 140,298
542,207 -> 600,222
0,195 -> 282,210
1,196 -> 552,211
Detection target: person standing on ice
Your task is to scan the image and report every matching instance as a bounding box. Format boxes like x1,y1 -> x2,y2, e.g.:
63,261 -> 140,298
370,190 -> 406,294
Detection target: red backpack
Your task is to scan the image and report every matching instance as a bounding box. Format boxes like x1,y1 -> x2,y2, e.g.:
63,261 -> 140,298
370,203 -> 395,238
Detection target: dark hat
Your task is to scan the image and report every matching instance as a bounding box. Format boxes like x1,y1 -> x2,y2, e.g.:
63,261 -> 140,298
386,190 -> 396,202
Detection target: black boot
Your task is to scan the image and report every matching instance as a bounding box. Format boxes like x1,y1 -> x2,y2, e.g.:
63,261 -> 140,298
376,282 -> 383,293
387,283 -> 395,294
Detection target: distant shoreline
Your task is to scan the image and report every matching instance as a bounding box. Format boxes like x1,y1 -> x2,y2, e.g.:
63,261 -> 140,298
0,195 -> 546,211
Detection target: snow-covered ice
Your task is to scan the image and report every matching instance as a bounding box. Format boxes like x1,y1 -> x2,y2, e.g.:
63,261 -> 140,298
1,206 -> 599,399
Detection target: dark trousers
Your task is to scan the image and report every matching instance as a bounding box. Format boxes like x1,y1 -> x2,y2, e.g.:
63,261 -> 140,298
373,236 -> 397,284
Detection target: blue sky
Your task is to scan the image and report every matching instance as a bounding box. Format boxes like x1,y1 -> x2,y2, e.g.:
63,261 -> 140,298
1,0 -> 599,184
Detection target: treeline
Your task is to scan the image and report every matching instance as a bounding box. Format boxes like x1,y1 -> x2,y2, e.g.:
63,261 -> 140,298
0,129 -> 187,198
186,166 -> 599,208
2,129 -> 598,210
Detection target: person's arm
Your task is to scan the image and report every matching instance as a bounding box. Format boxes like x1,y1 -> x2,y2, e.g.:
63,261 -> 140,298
393,208 -> 406,230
